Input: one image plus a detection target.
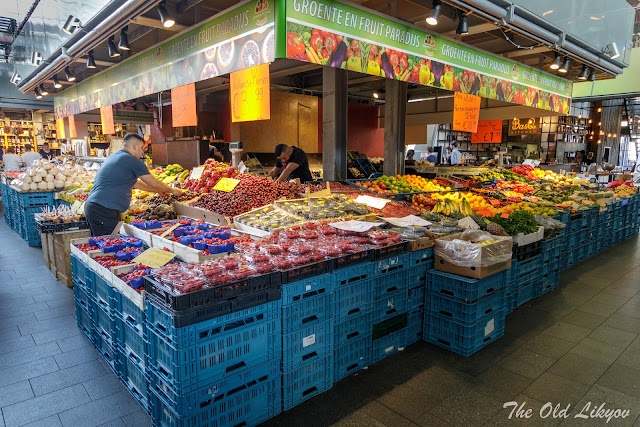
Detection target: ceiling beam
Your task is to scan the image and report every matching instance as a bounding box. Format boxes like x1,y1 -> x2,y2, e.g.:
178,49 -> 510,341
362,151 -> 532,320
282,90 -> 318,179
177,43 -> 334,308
132,16 -> 187,32
503,46 -> 550,58
270,64 -> 320,79
177,0 -> 205,14
72,58 -> 116,67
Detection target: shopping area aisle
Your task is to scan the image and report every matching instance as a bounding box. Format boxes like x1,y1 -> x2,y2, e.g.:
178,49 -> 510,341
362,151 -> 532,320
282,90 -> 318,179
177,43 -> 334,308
0,220 -> 151,427
2,214 -> 640,427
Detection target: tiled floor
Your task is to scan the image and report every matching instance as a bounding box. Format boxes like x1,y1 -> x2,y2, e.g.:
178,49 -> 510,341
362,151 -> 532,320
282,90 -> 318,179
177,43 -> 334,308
2,217 -> 640,427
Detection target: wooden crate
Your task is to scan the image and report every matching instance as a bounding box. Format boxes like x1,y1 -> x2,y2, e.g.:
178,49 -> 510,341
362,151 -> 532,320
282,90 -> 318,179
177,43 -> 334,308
53,229 -> 91,288
41,232 -> 56,271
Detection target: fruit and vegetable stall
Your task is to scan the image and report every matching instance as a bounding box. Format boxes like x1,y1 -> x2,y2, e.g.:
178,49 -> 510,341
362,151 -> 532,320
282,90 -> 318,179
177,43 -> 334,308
3,158 -> 640,427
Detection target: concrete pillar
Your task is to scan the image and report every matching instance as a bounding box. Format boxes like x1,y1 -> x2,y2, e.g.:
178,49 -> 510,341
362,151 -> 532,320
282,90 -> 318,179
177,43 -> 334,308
322,67 -> 348,181
383,79 -> 407,176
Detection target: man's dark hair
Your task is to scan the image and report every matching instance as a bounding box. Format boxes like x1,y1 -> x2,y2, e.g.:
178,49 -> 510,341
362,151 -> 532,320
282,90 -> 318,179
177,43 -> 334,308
123,133 -> 144,144
452,141 -> 459,148
7,147 -> 15,153
24,144 -> 32,150
275,144 -> 288,157
43,142 -> 49,147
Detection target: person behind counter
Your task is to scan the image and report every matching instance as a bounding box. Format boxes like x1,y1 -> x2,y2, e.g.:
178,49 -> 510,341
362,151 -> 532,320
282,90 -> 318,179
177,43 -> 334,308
39,142 -> 53,160
426,148 -> 438,163
575,150 -> 585,165
268,144 -> 313,183
449,142 -> 462,165
405,149 -> 415,160
21,144 -> 41,167
2,147 -> 21,171
584,151 -> 595,165
85,133 -> 182,236
209,144 -> 224,161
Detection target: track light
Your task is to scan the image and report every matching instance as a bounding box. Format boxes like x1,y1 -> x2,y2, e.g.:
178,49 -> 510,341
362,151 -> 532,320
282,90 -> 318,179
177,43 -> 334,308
62,15 -> 82,35
456,11 -> 468,35
589,69 -> 596,81
10,72 -> 21,85
426,0 -> 442,26
39,84 -> 48,96
87,50 -> 96,69
158,2 -> 175,28
577,65 -> 589,80
64,67 -> 76,82
597,107 -> 602,113
559,57 -> 570,73
31,51 -> 43,66
549,54 -> 562,70
118,27 -> 130,51
34,88 -> 42,99
108,36 -> 120,58
604,42 -> 620,59
53,76 -> 62,89
622,119 -> 629,127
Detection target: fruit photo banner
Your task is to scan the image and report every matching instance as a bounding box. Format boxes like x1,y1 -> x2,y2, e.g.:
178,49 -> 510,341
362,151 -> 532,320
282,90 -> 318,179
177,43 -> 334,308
54,0 -> 275,119
284,0 -> 572,113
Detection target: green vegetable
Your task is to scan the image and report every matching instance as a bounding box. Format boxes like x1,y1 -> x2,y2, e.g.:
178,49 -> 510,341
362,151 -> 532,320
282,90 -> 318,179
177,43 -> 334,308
490,210 -> 538,236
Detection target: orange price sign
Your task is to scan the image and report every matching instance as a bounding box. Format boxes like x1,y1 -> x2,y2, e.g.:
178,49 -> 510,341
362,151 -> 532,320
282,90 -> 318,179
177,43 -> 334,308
471,120 -> 502,143
68,115 -> 77,138
100,105 -> 115,135
452,92 -> 481,133
56,118 -> 66,139
230,63 -> 270,123
171,83 -> 198,127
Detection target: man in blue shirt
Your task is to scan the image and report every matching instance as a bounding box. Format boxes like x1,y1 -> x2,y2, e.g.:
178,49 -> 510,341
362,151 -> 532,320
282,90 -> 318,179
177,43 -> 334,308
85,133 -> 182,236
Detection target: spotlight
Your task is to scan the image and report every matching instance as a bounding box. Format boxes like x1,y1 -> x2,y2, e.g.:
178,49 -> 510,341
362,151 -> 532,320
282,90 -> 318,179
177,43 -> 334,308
456,11 -> 468,35
31,51 -> 43,66
64,67 -> 76,82
622,117 -> 629,127
559,57 -> 570,73
597,107 -> 602,113
108,36 -> 120,57
118,27 -> 130,51
604,42 -> 620,59
589,69 -> 596,81
39,84 -> 48,96
158,2 -> 175,28
62,15 -> 82,35
34,88 -> 42,99
550,54 -> 562,70
426,0 -> 442,26
597,139 -> 601,144
373,92 -> 379,99
10,72 -> 21,85
607,132 -> 612,137
577,65 -> 589,80
87,50 -> 96,69
53,76 -> 62,89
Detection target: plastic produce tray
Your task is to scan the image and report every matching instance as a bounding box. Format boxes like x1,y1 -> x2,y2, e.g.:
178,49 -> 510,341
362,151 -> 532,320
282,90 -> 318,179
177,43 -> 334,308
407,285 -> 425,310
35,214 -> 89,233
373,269 -> 408,300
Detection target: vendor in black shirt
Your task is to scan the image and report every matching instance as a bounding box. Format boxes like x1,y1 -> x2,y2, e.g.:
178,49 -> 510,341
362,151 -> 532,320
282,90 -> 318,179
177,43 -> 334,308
268,144 -> 313,183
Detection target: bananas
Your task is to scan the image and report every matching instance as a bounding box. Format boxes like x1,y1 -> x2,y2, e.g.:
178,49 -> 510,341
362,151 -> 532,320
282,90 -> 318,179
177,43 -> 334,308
430,197 -> 473,217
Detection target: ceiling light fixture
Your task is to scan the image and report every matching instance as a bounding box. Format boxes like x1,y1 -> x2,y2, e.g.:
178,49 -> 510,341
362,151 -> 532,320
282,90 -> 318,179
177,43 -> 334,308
559,57 -> 570,73
597,107 -> 602,113
456,10 -> 468,35
108,36 -> 120,57
577,65 -> 589,80
426,0 -> 442,26
31,51 -> 43,66
64,67 -> 76,82
34,88 -> 42,99
589,69 -> 596,81
87,50 -> 96,69
39,84 -> 48,96
62,15 -> 82,35
373,92 -> 379,99
549,54 -> 562,70
118,26 -> 130,51
158,2 -> 175,28
53,76 -> 62,89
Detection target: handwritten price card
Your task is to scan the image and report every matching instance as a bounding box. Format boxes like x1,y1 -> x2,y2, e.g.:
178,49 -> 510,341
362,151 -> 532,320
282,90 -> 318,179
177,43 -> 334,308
100,105 -> 115,135
453,93 -> 481,133
171,83 -> 197,127
230,63 -> 270,123
132,248 -> 177,268
189,166 -> 204,180
213,178 -> 241,192
471,120 -> 502,143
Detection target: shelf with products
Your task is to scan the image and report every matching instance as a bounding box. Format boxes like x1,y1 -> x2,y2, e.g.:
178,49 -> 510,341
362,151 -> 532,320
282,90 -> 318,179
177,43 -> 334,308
87,122 -> 110,144
540,115 -> 590,163
435,123 -> 505,164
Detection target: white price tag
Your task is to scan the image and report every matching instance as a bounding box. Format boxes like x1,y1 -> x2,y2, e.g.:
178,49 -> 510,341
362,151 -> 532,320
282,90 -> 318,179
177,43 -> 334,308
382,215 -> 431,228
522,159 -> 535,166
457,216 -> 480,230
355,195 -> 390,210
302,334 -> 316,348
71,201 -> 84,215
238,161 -> 248,174
484,318 -> 495,336
329,220 -> 384,233
190,166 -> 205,180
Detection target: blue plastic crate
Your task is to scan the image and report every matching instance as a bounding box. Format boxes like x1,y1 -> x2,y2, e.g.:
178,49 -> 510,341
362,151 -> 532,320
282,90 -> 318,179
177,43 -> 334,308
145,300 -> 281,393
282,356 -> 333,411
406,264 -> 430,289
408,248 -> 434,265
111,290 -> 145,336
407,285 -> 425,310
282,319 -> 333,371
332,262 -> 375,287
427,270 -> 506,302
373,253 -> 410,275
427,290 -> 505,326
334,310 -> 373,347
75,304 -> 93,342
16,191 -> 54,208
569,216 -> 588,233
73,282 -> 92,314
282,275 -> 333,332
121,353 -> 149,412
334,334 -> 371,383
426,310 -> 505,356
505,290 -> 516,314
506,256 -> 542,287
371,327 -> 406,363
333,279 -> 374,322
542,235 -> 563,263
373,289 -> 408,323
94,332 -> 120,376
114,315 -> 147,370
404,308 -> 423,346
71,255 -> 93,289
93,302 -> 116,347
538,271 -> 560,296
93,274 -> 113,312
373,269 -> 408,300
149,359 -> 281,427
566,232 -> 581,249
515,280 -> 538,307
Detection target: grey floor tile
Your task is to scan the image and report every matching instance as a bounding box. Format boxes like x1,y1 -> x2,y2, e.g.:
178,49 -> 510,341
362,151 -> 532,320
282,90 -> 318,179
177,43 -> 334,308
577,300 -> 620,318
29,360 -> 107,396
120,410 -> 151,427
569,338 -> 626,365
559,384 -> 640,426
402,365 -> 472,399
618,345 -> 640,371
0,381 -> 34,408
428,389 -> 502,426
31,293 -> 70,303
376,386 -> 438,422
97,420 -> 126,427
0,303 -> 51,320
33,307 -> 75,322
360,400 -> 415,427
524,372 -> 590,409
1,384 -> 90,427
331,409 -> 394,427
471,366 -> 533,403
0,314 -> 37,330
522,334 -> 576,360
30,325 -> 80,345
82,375 -> 126,401
0,297 -> 37,309
45,299 -> 75,311
602,284 -> 640,299
56,334 -> 93,353
587,325 -> 638,349
0,327 -> 21,343
57,391 -> 144,427
412,412 -> 452,427
597,364 -> 640,399
542,322 -> 592,343
590,292 -> 633,309
19,416 -> 62,427
500,348 -> 557,380
548,353 -> 610,386
561,311 -> 607,330
53,346 -> 100,370
604,313 -> 640,335
17,316 -> 76,337
0,342 -> 61,370
618,302 -> 640,320
0,357 -> 59,388
0,336 -> 35,355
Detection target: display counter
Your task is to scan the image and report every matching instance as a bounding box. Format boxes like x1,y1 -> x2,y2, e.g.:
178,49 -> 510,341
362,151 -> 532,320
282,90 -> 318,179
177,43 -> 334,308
151,139 -> 209,169
539,163 -> 576,174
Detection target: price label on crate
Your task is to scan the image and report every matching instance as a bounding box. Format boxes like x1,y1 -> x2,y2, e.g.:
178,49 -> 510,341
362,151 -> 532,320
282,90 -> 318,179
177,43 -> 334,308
213,177 -> 241,192
132,248 -> 176,268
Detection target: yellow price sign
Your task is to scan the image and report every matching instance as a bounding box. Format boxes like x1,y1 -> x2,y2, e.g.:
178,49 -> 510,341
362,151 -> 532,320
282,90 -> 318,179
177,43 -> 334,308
213,178 -> 241,192
132,248 -> 176,268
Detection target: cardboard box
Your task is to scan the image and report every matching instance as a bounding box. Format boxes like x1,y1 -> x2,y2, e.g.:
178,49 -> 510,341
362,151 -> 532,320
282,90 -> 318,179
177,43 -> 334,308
407,236 -> 435,251
434,256 -> 511,279
435,232 -> 512,268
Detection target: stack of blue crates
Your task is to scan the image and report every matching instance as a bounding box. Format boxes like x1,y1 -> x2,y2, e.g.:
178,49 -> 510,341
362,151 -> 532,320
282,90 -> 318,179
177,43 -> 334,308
539,234 -> 563,296
281,274 -> 334,411
405,248 -> 433,345
426,270 -> 506,356
505,255 -> 542,311
2,185 -> 54,247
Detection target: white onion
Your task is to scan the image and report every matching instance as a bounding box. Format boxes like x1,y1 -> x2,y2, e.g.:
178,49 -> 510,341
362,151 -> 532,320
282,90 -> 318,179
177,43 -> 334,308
37,182 -> 47,190
28,169 -> 37,177
32,175 -> 42,183
18,173 -> 26,180
20,183 -> 30,191
45,175 -> 54,183
32,159 -> 41,168
42,162 -> 52,170
54,180 -> 64,188
29,182 -> 38,191
55,173 -> 65,182
46,181 -> 55,190
49,166 -> 59,176
23,175 -> 32,184
63,168 -> 74,177
36,168 -> 47,177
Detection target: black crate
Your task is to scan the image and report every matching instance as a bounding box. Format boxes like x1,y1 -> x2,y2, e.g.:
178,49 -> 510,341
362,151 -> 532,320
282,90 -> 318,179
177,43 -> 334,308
145,287 -> 282,329
331,250 -> 373,270
511,240 -> 542,262
145,272 -> 282,312
279,259 -> 333,284
35,215 -> 89,233
372,312 -> 408,340
371,242 -> 407,260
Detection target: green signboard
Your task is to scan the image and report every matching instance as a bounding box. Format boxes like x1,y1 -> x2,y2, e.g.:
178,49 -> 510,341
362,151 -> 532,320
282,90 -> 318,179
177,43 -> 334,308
55,0 -> 274,119
284,0 -> 572,113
